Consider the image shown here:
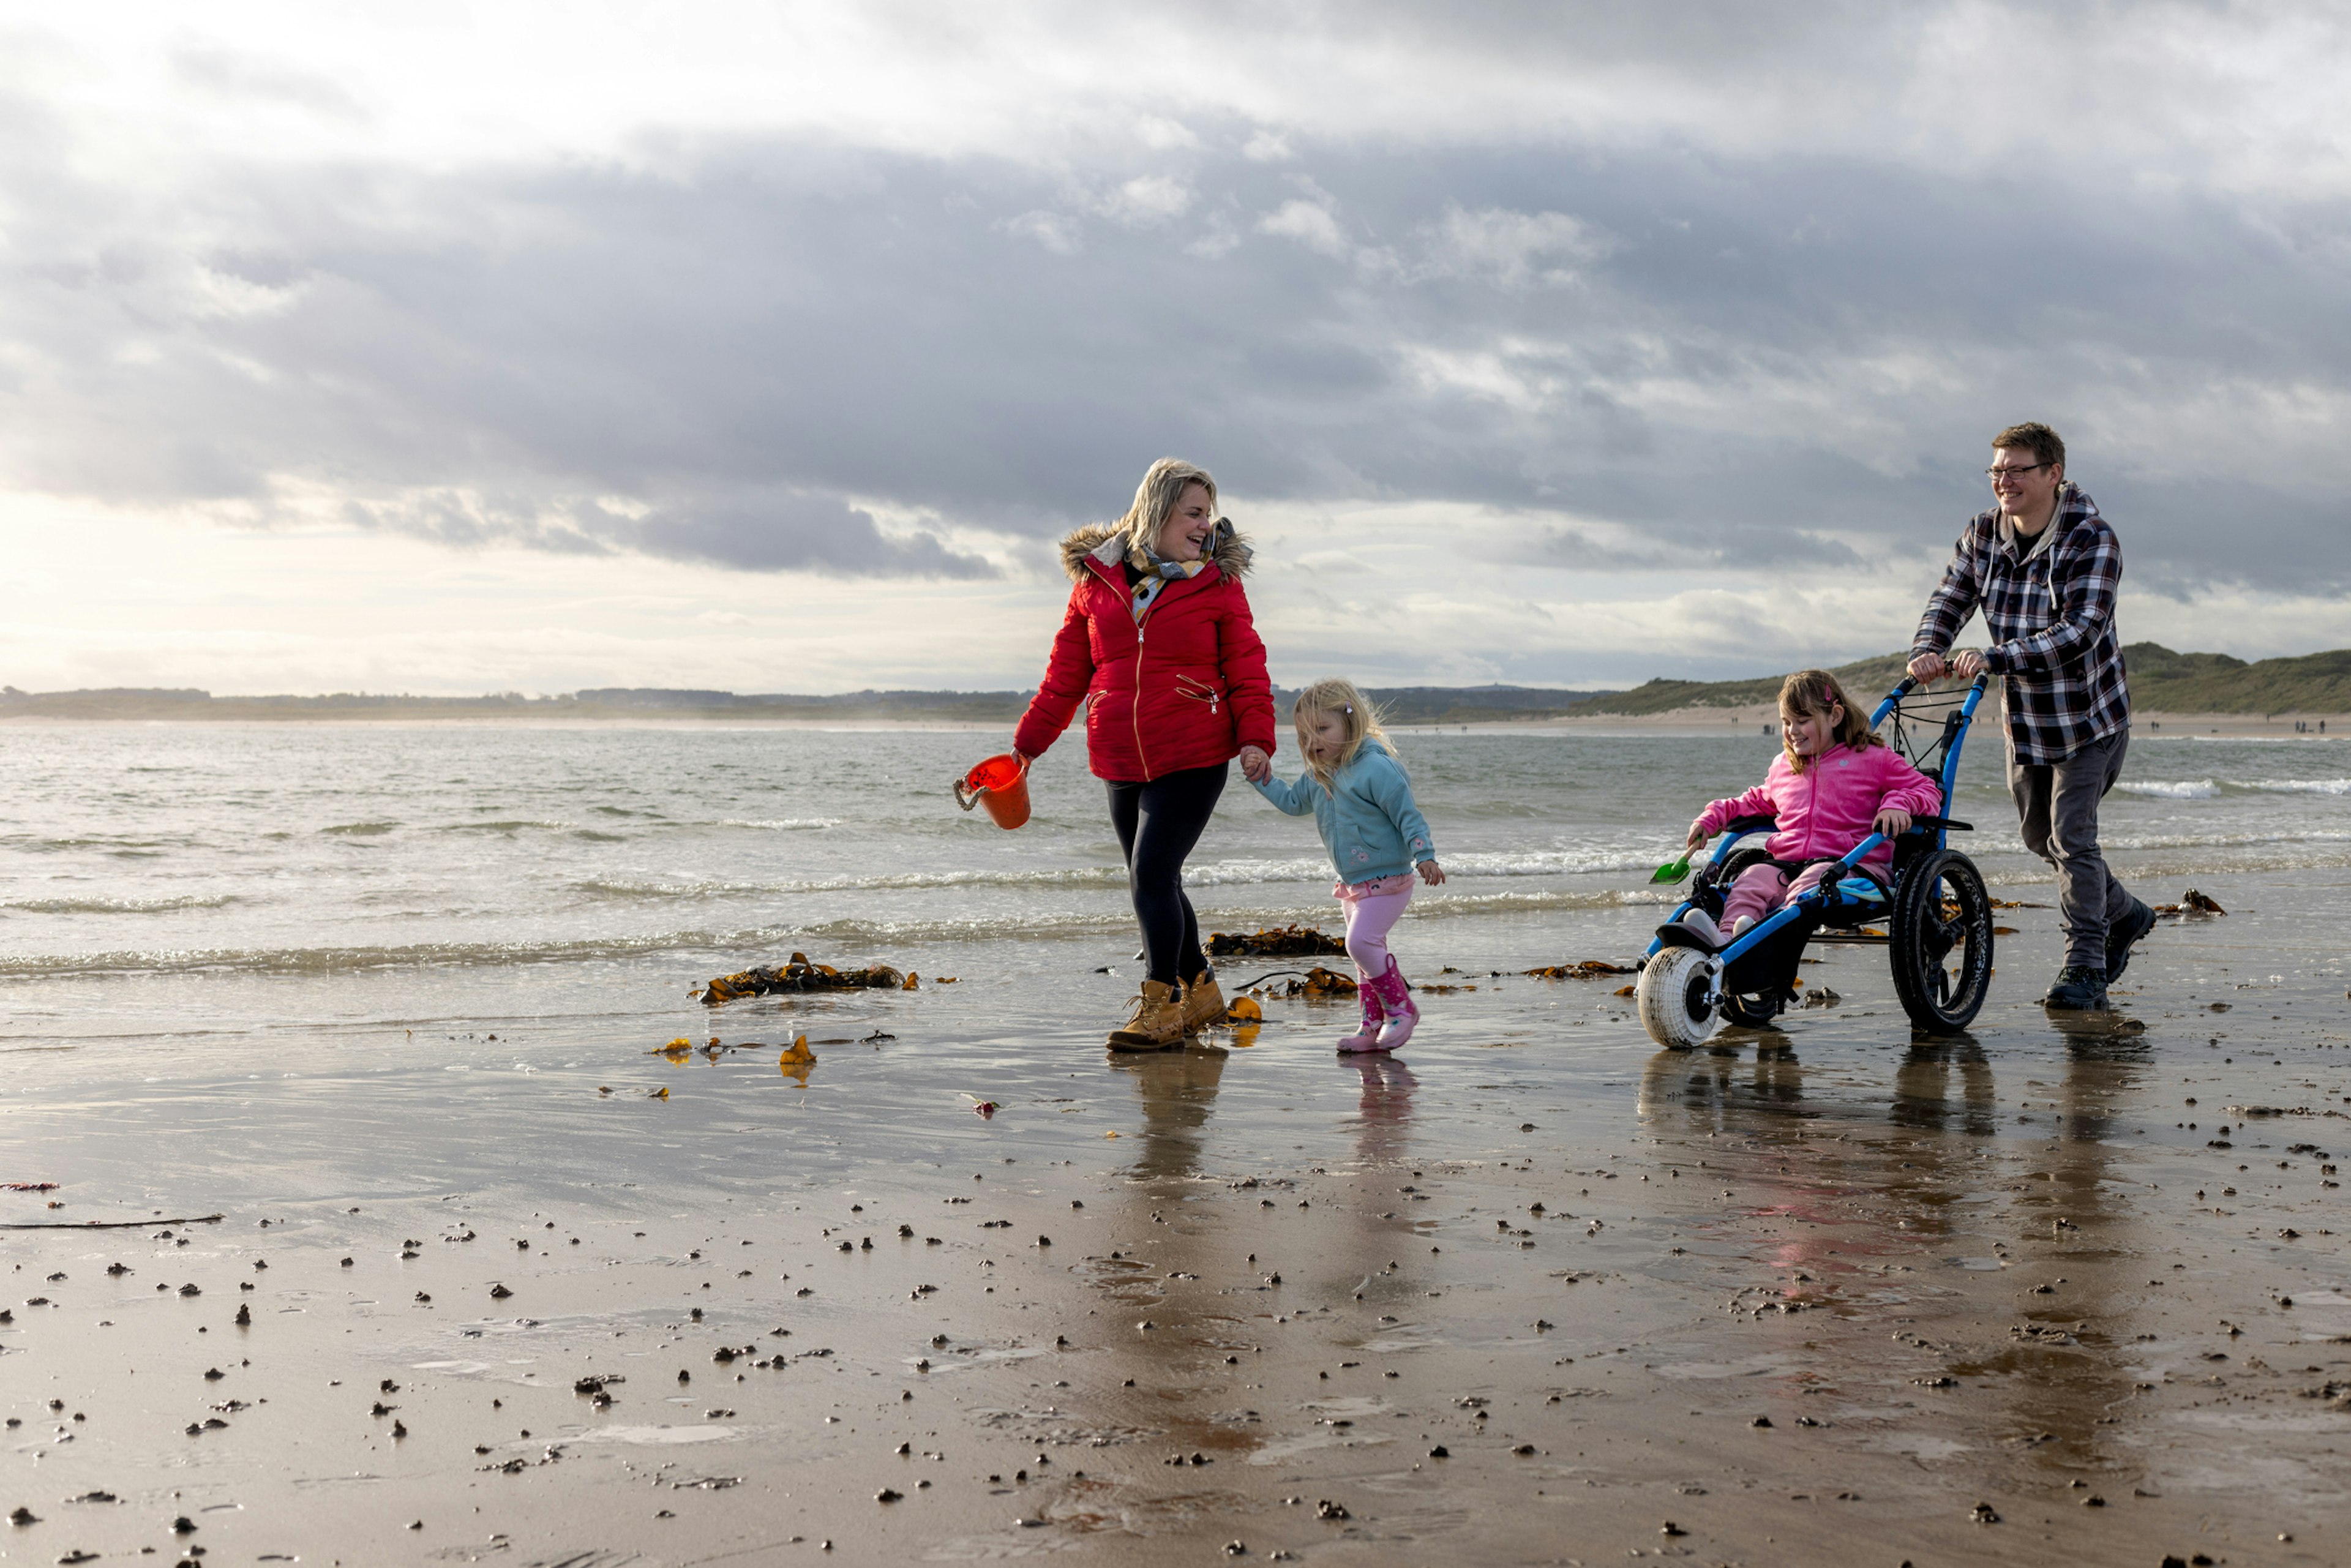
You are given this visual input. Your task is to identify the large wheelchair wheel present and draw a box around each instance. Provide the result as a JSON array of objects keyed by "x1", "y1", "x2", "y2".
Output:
[
  {"x1": 1638, "y1": 947, "x2": 1722, "y2": 1049},
  {"x1": 1889, "y1": 847, "x2": 1995, "y2": 1033}
]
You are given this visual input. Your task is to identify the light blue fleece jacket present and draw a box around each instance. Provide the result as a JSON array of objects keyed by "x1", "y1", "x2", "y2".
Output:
[{"x1": 1251, "y1": 745, "x2": 1436, "y2": 884}]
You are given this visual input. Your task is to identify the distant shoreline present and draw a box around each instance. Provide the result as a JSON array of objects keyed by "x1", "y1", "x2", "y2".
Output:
[
  {"x1": 5, "y1": 637, "x2": 2343, "y2": 730},
  {"x1": 0, "y1": 710, "x2": 1016, "y2": 731},
  {"x1": 1417, "y1": 706, "x2": 2345, "y2": 738},
  {"x1": 4, "y1": 707, "x2": 2338, "y2": 738}
]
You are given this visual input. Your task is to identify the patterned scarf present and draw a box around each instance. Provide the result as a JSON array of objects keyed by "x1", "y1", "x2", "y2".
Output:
[{"x1": 1128, "y1": 547, "x2": 1207, "y2": 623}]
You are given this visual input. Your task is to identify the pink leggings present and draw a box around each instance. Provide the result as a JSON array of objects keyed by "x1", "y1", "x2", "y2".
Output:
[
  {"x1": 1336, "y1": 873, "x2": 1415, "y2": 978},
  {"x1": 1719, "y1": 860, "x2": 1838, "y2": 935}
]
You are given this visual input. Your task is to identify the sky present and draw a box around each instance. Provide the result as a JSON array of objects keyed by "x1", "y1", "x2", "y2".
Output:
[{"x1": 2, "y1": 1, "x2": 2347, "y2": 697}]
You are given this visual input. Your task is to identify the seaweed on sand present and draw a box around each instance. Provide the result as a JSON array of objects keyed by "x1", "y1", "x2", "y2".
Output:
[
  {"x1": 1207, "y1": 925, "x2": 1348, "y2": 958},
  {"x1": 700, "y1": 953, "x2": 906, "y2": 1004}
]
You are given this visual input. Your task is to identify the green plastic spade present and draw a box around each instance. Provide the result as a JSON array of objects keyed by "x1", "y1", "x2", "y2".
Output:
[{"x1": 1650, "y1": 852, "x2": 1693, "y2": 885}]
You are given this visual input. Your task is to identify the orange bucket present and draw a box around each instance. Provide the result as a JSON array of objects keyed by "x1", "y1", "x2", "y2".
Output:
[{"x1": 954, "y1": 752, "x2": 1032, "y2": 830}]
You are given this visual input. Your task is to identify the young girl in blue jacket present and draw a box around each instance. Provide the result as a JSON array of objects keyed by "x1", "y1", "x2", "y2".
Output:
[{"x1": 1253, "y1": 680, "x2": 1445, "y2": 1051}]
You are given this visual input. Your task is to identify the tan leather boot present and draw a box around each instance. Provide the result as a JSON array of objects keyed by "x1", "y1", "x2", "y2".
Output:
[
  {"x1": 1179, "y1": 972, "x2": 1226, "y2": 1033},
  {"x1": 1106, "y1": 980, "x2": 1186, "y2": 1051}
]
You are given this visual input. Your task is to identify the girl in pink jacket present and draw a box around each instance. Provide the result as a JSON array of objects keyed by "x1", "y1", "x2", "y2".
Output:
[{"x1": 1682, "y1": 669, "x2": 1946, "y2": 946}]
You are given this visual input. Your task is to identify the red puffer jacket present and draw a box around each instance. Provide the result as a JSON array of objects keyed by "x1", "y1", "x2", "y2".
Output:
[{"x1": 1014, "y1": 523, "x2": 1278, "y2": 782}]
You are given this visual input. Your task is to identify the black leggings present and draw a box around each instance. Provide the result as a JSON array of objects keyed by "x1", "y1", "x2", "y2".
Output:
[{"x1": 1106, "y1": 763, "x2": 1227, "y2": 986}]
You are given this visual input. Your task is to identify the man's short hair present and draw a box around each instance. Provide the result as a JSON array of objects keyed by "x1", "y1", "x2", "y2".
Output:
[{"x1": 1992, "y1": 421, "x2": 2065, "y2": 469}]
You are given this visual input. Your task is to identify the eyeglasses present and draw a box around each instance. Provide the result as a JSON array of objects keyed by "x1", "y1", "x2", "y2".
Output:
[{"x1": 1985, "y1": 461, "x2": 2053, "y2": 484}]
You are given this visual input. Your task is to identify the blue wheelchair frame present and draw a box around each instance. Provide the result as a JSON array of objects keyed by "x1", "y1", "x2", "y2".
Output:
[{"x1": 1644, "y1": 673, "x2": 1993, "y2": 1029}]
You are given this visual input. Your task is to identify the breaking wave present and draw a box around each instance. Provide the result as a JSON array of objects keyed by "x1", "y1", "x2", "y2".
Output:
[
  {"x1": 2116, "y1": 779, "x2": 2221, "y2": 800},
  {"x1": 2115, "y1": 776, "x2": 2351, "y2": 800},
  {"x1": 0, "y1": 928, "x2": 782, "y2": 980},
  {"x1": 572, "y1": 848, "x2": 1674, "y2": 904},
  {"x1": 4, "y1": 894, "x2": 241, "y2": 915}
]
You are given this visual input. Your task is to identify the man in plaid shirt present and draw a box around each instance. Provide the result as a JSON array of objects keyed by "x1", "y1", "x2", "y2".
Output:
[{"x1": 1908, "y1": 422, "x2": 2154, "y2": 1011}]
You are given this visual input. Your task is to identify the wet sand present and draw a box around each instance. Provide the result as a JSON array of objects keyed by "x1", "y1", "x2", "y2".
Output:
[{"x1": 5, "y1": 875, "x2": 2350, "y2": 1565}]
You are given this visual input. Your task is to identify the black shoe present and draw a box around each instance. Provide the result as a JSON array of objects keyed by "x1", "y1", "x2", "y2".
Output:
[
  {"x1": 2043, "y1": 966, "x2": 2109, "y2": 1011},
  {"x1": 2104, "y1": 896, "x2": 2156, "y2": 985}
]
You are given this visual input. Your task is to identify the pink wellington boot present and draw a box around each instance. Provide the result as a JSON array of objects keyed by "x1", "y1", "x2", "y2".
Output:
[
  {"x1": 1336, "y1": 973, "x2": 1386, "y2": 1052},
  {"x1": 1368, "y1": 958, "x2": 1419, "y2": 1051}
]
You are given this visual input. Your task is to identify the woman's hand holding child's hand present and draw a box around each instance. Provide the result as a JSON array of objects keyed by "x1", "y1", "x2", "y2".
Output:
[
  {"x1": 1417, "y1": 860, "x2": 1446, "y2": 887},
  {"x1": 1872, "y1": 808, "x2": 1913, "y2": 839},
  {"x1": 1239, "y1": 746, "x2": 1272, "y2": 784}
]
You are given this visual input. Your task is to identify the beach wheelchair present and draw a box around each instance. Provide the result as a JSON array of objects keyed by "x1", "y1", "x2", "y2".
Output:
[{"x1": 1637, "y1": 674, "x2": 1996, "y2": 1045}]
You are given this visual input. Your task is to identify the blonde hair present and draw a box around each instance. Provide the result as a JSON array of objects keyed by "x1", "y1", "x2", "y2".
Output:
[
  {"x1": 1117, "y1": 457, "x2": 1218, "y2": 560},
  {"x1": 1779, "y1": 669, "x2": 1881, "y2": 772},
  {"x1": 1292, "y1": 678, "x2": 1396, "y2": 787}
]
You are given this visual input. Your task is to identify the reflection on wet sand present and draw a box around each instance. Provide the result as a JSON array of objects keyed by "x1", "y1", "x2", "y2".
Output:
[
  {"x1": 1348, "y1": 1054, "x2": 1418, "y2": 1169},
  {"x1": 1892, "y1": 1032, "x2": 1998, "y2": 1138},
  {"x1": 1089, "y1": 1043, "x2": 1261, "y2": 1481},
  {"x1": 1962, "y1": 1008, "x2": 2154, "y2": 1483},
  {"x1": 1634, "y1": 1005, "x2": 2218, "y2": 1513},
  {"x1": 1086, "y1": 1042, "x2": 1430, "y2": 1490},
  {"x1": 1111, "y1": 1041, "x2": 1230, "y2": 1184}
]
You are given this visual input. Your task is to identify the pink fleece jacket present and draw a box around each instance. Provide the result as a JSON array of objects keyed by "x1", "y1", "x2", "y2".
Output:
[{"x1": 1695, "y1": 741, "x2": 1945, "y2": 869}]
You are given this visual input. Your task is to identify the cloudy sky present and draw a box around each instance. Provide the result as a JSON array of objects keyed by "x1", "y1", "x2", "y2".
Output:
[{"x1": 2, "y1": 1, "x2": 2347, "y2": 696}]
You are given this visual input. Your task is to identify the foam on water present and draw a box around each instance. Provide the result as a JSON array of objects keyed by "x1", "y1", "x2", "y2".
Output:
[
  {"x1": 2115, "y1": 779, "x2": 2221, "y2": 799},
  {"x1": 2115, "y1": 775, "x2": 2351, "y2": 800}
]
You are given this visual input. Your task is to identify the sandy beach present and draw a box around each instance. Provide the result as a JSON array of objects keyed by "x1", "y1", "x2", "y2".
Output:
[{"x1": 7, "y1": 865, "x2": 2347, "y2": 1565}]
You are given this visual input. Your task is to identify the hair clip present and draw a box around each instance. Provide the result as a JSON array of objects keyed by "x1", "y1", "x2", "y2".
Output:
[{"x1": 1343, "y1": 704, "x2": 1353, "y2": 714}]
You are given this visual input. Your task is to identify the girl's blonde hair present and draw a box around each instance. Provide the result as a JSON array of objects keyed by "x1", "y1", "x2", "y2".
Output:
[
  {"x1": 1779, "y1": 669, "x2": 1881, "y2": 771},
  {"x1": 1292, "y1": 677, "x2": 1396, "y2": 786},
  {"x1": 1117, "y1": 457, "x2": 1218, "y2": 560}
]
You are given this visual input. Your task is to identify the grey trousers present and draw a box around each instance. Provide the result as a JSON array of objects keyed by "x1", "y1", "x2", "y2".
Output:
[{"x1": 2006, "y1": 727, "x2": 2132, "y2": 970}]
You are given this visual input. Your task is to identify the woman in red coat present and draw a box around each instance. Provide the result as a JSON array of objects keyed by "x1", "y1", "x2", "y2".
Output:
[{"x1": 1014, "y1": 458, "x2": 1278, "y2": 1051}]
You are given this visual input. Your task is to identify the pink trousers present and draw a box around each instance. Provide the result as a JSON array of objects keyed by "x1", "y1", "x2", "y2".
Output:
[
  {"x1": 1335, "y1": 872, "x2": 1414, "y2": 981},
  {"x1": 1719, "y1": 860, "x2": 1839, "y2": 936}
]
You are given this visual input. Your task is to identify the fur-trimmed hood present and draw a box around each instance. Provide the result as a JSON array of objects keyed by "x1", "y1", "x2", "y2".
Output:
[{"x1": 1057, "y1": 520, "x2": 1254, "y2": 583}]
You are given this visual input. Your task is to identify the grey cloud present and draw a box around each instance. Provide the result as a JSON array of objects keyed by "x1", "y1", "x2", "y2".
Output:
[
  {"x1": 1, "y1": 67, "x2": 2346, "y2": 591},
  {"x1": 168, "y1": 46, "x2": 369, "y2": 120},
  {"x1": 625, "y1": 493, "x2": 992, "y2": 579},
  {"x1": 1517, "y1": 523, "x2": 1865, "y2": 574}
]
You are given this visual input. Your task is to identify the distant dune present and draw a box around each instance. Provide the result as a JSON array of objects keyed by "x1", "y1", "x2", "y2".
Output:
[{"x1": 1572, "y1": 644, "x2": 2351, "y2": 719}]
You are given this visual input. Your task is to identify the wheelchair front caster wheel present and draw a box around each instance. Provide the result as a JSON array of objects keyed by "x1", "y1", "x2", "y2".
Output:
[{"x1": 1638, "y1": 945, "x2": 1722, "y2": 1049}]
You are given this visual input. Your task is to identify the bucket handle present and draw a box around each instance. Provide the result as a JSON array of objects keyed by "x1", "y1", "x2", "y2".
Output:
[{"x1": 954, "y1": 755, "x2": 1026, "y2": 812}]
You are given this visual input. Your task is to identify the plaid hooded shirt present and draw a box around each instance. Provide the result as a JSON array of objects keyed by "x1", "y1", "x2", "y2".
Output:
[{"x1": 1911, "y1": 482, "x2": 2130, "y2": 765}]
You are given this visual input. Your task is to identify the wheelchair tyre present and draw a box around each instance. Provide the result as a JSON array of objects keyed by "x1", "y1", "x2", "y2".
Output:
[
  {"x1": 1889, "y1": 847, "x2": 1995, "y2": 1034},
  {"x1": 1638, "y1": 946, "x2": 1721, "y2": 1049},
  {"x1": 1719, "y1": 990, "x2": 1782, "y2": 1029}
]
